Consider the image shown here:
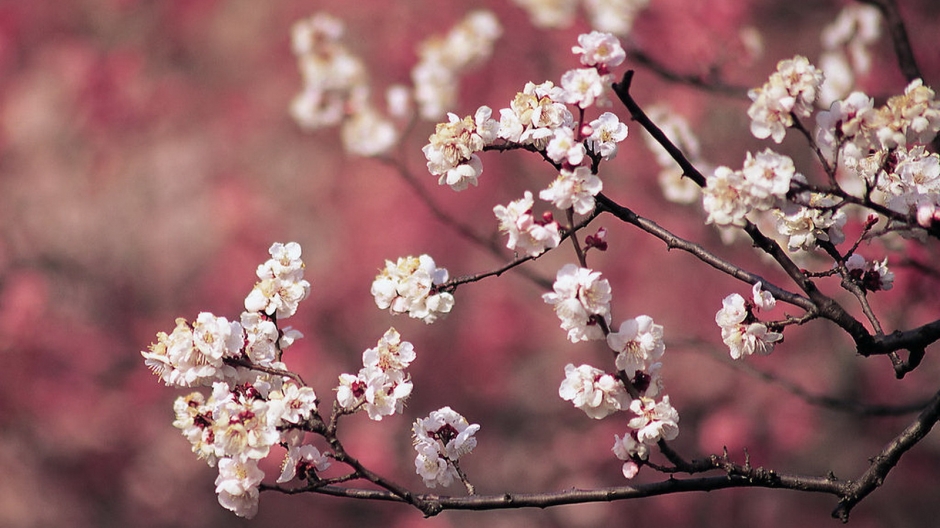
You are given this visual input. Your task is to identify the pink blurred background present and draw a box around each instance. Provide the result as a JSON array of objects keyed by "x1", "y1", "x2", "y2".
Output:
[{"x1": 2, "y1": 0, "x2": 939, "y2": 526}]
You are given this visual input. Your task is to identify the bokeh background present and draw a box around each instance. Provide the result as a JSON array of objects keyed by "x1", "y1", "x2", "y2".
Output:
[{"x1": 2, "y1": 0, "x2": 940, "y2": 527}]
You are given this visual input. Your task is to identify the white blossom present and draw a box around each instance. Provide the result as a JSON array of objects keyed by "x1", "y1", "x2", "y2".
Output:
[
  {"x1": 612, "y1": 432, "x2": 648, "y2": 478},
  {"x1": 627, "y1": 396, "x2": 680, "y2": 445},
  {"x1": 245, "y1": 242, "x2": 311, "y2": 320},
  {"x1": 741, "y1": 149, "x2": 796, "y2": 209},
  {"x1": 715, "y1": 293, "x2": 747, "y2": 328},
  {"x1": 336, "y1": 366, "x2": 412, "y2": 421},
  {"x1": 542, "y1": 264, "x2": 612, "y2": 343},
  {"x1": 572, "y1": 31, "x2": 626, "y2": 69},
  {"x1": 412, "y1": 407, "x2": 480, "y2": 488},
  {"x1": 722, "y1": 322, "x2": 782, "y2": 360},
  {"x1": 774, "y1": 196, "x2": 847, "y2": 251},
  {"x1": 143, "y1": 315, "x2": 240, "y2": 388},
  {"x1": 371, "y1": 255, "x2": 454, "y2": 324},
  {"x1": 752, "y1": 282, "x2": 776, "y2": 311},
  {"x1": 559, "y1": 363, "x2": 631, "y2": 419},
  {"x1": 546, "y1": 126, "x2": 586, "y2": 166},
  {"x1": 539, "y1": 166, "x2": 603, "y2": 215},
  {"x1": 587, "y1": 111, "x2": 628, "y2": 159},
  {"x1": 846, "y1": 254, "x2": 895, "y2": 292},
  {"x1": 341, "y1": 106, "x2": 398, "y2": 157},
  {"x1": 412, "y1": 11, "x2": 502, "y2": 119},
  {"x1": 493, "y1": 191, "x2": 561, "y2": 257},
  {"x1": 215, "y1": 458, "x2": 264, "y2": 519},
  {"x1": 277, "y1": 445, "x2": 331, "y2": 483},
  {"x1": 362, "y1": 327, "x2": 416, "y2": 372},
  {"x1": 870, "y1": 79, "x2": 940, "y2": 149},
  {"x1": 497, "y1": 81, "x2": 573, "y2": 147},
  {"x1": 747, "y1": 56, "x2": 824, "y2": 143},
  {"x1": 561, "y1": 67, "x2": 607, "y2": 108},
  {"x1": 583, "y1": 0, "x2": 650, "y2": 35},
  {"x1": 702, "y1": 166, "x2": 748, "y2": 227},
  {"x1": 511, "y1": 0, "x2": 578, "y2": 29},
  {"x1": 270, "y1": 383, "x2": 318, "y2": 425},
  {"x1": 606, "y1": 316, "x2": 665, "y2": 377}
]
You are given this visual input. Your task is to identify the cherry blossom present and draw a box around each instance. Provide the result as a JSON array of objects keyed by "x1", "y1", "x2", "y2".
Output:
[
  {"x1": 542, "y1": 264, "x2": 612, "y2": 343},
  {"x1": 412, "y1": 11, "x2": 502, "y2": 119},
  {"x1": 546, "y1": 126, "x2": 586, "y2": 166},
  {"x1": 627, "y1": 396, "x2": 680, "y2": 444},
  {"x1": 747, "y1": 55, "x2": 824, "y2": 143},
  {"x1": 773, "y1": 195, "x2": 847, "y2": 251},
  {"x1": 362, "y1": 327, "x2": 416, "y2": 372},
  {"x1": 606, "y1": 315, "x2": 665, "y2": 378},
  {"x1": 371, "y1": 255, "x2": 454, "y2": 323},
  {"x1": 561, "y1": 67, "x2": 607, "y2": 108},
  {"x1": 277, "y1": 445, "x2": 332, "y2": 483},
  {"x1": 244, "y1": 242, "x2": 311, "y2": 320},
  {"x1": 412, "y1": 407, "x2": 480, "y2": 488},
  {"x1": 703, "y1": 166, "x2": 749, "y2": 227},
  {"x1": 559, "y1": 363, "x2": 631, "y2": 419},
  {"x1": 587, "y1": 112, "x2": 628, "y2": 160},
  {"x1": 571, "y1": 31, "x2": 626, "y2": 69},
  {"x1": 539, "y1": 166, "x2": 603, "y2": 215},
  {"x1": 846, "y1": 254, "x2": 895, "y2": 292},
  {"x1": 493, "y1": 191, "x2": 562, "y2": 257},
  {"x1": 215, "y1": 457, "x2": 265, "y2": 518},
  {"x1": 722, "y1": 322, "x2": 783, "y2": 360}
]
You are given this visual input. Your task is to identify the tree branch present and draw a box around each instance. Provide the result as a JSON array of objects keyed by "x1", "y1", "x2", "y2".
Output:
[
  {"x1": 857, "y1": 0, "x2": 922, "y2": 83},
  {"x1": 594, "y1": 193, "x2": 814, "y2": 312},
  {"x1": 832, "y1": 387, "x2": 940, "y2": 521}
]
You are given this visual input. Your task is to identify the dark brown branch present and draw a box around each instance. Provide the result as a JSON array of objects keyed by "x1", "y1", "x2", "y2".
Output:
[
  {"x1": 625, "y1": 48, "x2": 749, "y2": 97},
  {"x1": 378, "y1": 155, "x2": 553, "y2": 290},
  {"x1": 611, "y1": 70, "x2": 707, "y2": 187},
  {"x1": 611, "y1": 68, "x2": 940, "y2": 372},
  {"x1": 275, "y1": 473, "x2": 842, "y2": 515},
  {"x1": 832, "y1": 388, "x2": 940, "y2": 521},
  {"x1": 594, "y1": 193, "x2": 814, "y2": 311},
  {"x1": 439, "y1": 210, "x2": 601, "y2": 291},
  {"x1": 857, "y1": 0, "x2": 922, "y2": 83}
]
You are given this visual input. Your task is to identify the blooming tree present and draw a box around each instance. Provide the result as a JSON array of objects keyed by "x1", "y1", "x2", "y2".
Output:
[{"x1": 141, "y1": 1, "x2": 940, "y2": 524}]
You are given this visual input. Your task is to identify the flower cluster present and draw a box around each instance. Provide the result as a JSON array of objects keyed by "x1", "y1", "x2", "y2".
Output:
[
  {"x1": 245, "y1": 242, "x2": 312, "y2": 320},
  {"x1": 412, "y1": 11, "x2": 502, "y2": 120},
  {"x1": 542, "y1": 264, "x2": 612, "y2": 342},
  {"x1": 715, "y1": 282, "x2": 782, "y2": 360},
  {"x1": 144, "y1": 243, "x2": 326, "y2": 518},
  {"x1": 607, "y1": 315, "x2": 665, "y2": 395},
  {"x1": 773, "y1": 193, "x2": 847, "y2": 251},
  {"x1": 371, "y1": 255, "x2": 455, "y2": 323},
  {"x1": 544, "y1": 262, "x2": 678, "y2": 478},
  {"x1": 559, "y1": 363, "x2": 631, "y2": 419},
  {"x1": 493, "y1": 191, "x2": 562, "y2": 257},
  {"x1": 289, "y1": 14, "x2": 398, "y2": 156},
  {"x1": 336, "y1": 328, "x2": 415, "y2": 421},
  {"x1": 423, "y1": 32, "x2": 628, "y2": 256},
  {"x1": 423, "y1": 108, "x2": 497, "y2": 191},
  {"x1": 845, "y1": 254, "x2": 894, "y2": 292},
  {"x1": 143, "y1": 243, "x2": 309, "y2": 388},
  {"x1": 412, "y1": 407, "x2": 480, "y2": 488},
  {"x1": 814, "y1": 81, "x2": 940, "y2": 230},
  {"x1": 747, "y1": 55, "x2": 825, "y2": 143},
  {"x1": 702, "y1": 149, "x2": 799, "y2": 227},
  {"x1": 612, "y1": 396, "x2": 679, "y2": 478},
  {"x1": 175, "y1": 379, "x2": 322, "y2": 517}
]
